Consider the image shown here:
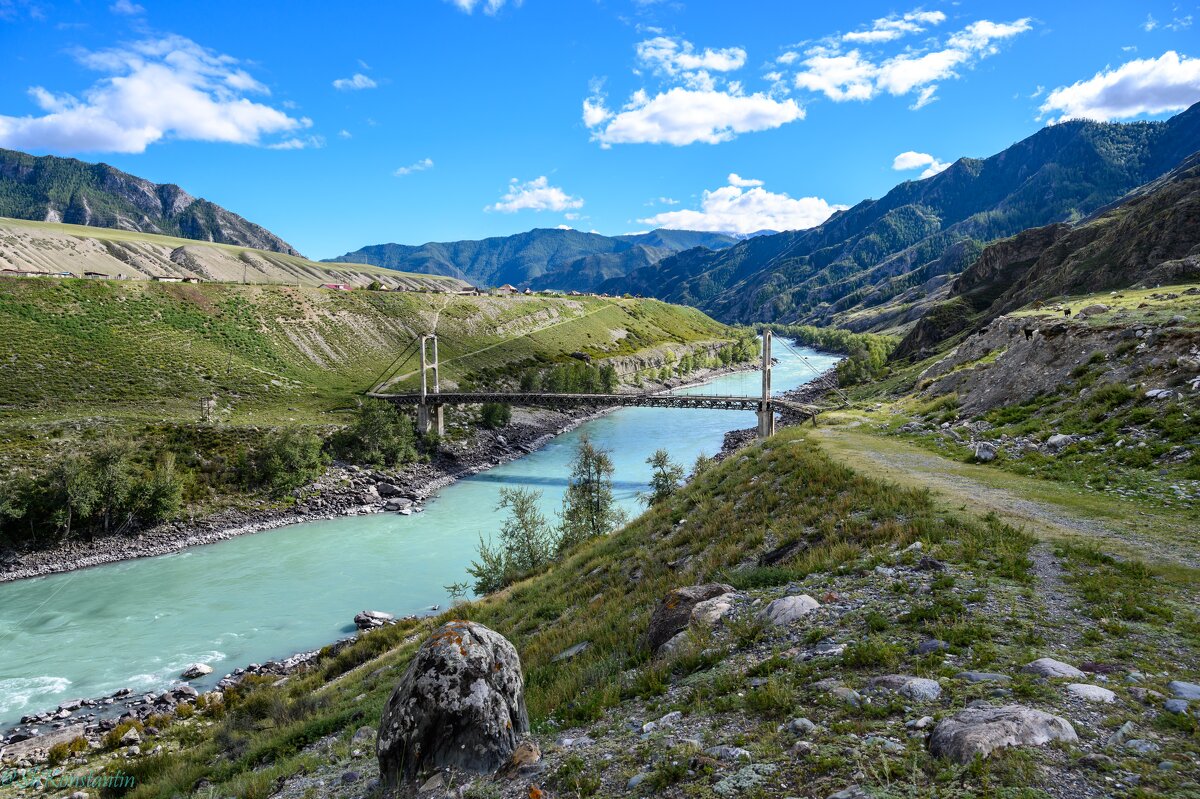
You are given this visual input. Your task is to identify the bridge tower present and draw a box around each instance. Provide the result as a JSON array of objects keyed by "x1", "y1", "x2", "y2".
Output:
[
  {"x1": 756, "y1": 329, "x2": 775, "y2": 438},
  {"x1": 417, "y1": 334, "x2": 444, "y2": 436}
]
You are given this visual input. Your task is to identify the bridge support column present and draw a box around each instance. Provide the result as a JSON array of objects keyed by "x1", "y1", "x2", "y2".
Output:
[
  {"x1": 417, "y1": 403, "x2": 444, "y2": 437},
  {"x1": 417, "y1": 334, "x2": 444, "y2": 437},
  {"x1": 756, "y1": 328, "x2": 774, "y2": 439}
]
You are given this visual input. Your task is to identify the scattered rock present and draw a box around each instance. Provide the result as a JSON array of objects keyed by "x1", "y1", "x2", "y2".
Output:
[
  {"x1": 972, "y1": 442, "x2": 997, "y2": 462},
  {"x1": 550, "y1": 641, "x2": 590, "y2": 663},
  {"x1": 867, "y1": 674, "x2": 942, "y2": 702},
  {"x1": 705, "y1": 745, "x2": 752, "y2": 762},
  {"x1": 758, "y1": 594, "x2": 820, "y2": 625},
  {"x1": 354, "y1": 610, "x2": 395, "y2": 631},
  {"x1": 1044, "y1": 434, "x2": 1077, "y2": 453},
  {"x1": 1163, "y1": 699, "x2": 1190, "y2": 714},
  {"x1": 928, "y1": 705, "x2": 1077, "y2": 764},
  {"x1": 645, "y1": 583, "x2": 735, "y2": 655},
  {"x1": 1022, "y1": 657, "x2": 1085, "y2": 679},
  {"x1": 179, "y1": 663, "x2": 213, "y2": 680},
  {"x1": 119, "y1": 727, "x2": 141, "y2": 746},
  {"x1": 376, "y1": 482, "x2": 403, "y2": 497},
  {"x1": 956, "y1": 671, "x2": 1011, "y2": 683},
  {"x1": 1167, "y1": 680, "x2": 1200, "y2": 700},
  {"x1": 1066, "y1": 683, "x2": 1116, "y2": 703},
  {"x1": 377, "y1": 621, "x2": 529, "y2": 791},
  {"x1": 916, "y1": 639, "x2": 949, "y2": 655}
]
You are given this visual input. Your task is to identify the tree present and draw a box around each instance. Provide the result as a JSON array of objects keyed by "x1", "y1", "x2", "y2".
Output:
[
  {"x1": 692, "y1": 452, "x2": 714, "y2": 478},
  {"x1": 467, "y1": 487, "x2": 556, "y2": 594},
  {"x1": 480, "y1": 402, "x2": 512, "y2": 429},
  {"x1": 90, "y1": 441, "x2": 138, "y2": 536},
  {"x1": 331, "y1": 399, "x2": 417, "y2": 466},
  {"x1": 558, "y1": 434, "x2": 625, "y2": 554},
  {"x1": 640, "y1": 449, "x2": 684, "y2": 506},
  {"x1": 46, "y1": 455, "x2": 98, "y2": 541}
]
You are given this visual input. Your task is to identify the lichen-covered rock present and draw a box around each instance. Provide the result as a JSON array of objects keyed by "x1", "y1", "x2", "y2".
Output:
[
  {"x1": 928, "y1": 704, "x2": 1077, "y2": 763},
  {"x1": 645, "y1": 583, "x2": 735, "y2": 655},
  {"x1": 867, "y1": 674, "x2": 942, "y2": 702},
  {"x1": 377, "y1": 621, "x2": 528, "y2": 793}
]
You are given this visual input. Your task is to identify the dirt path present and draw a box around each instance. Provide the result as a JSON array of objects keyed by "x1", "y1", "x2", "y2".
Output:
[{"x1": 811, "y1": 424, "x2": 1200, "y2": 571}]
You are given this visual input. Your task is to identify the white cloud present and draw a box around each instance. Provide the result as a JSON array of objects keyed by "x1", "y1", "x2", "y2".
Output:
[
  {"x1": 1143, "y1": 14, "x2": 1158, "y2": 32},
  {"x1": 892, "y1": 150, "x2": 950, "y2": 178},
  {"x1": 843, "y1": 9, "x2": 946, "y2": 43},
  {"x1": 1167, "y1": 15, "x2": 1193, "y2": 31},
  {"x1": 268, "y1": 135, "x2": 325, "y2": 150},
  {"x1": 584, "y1": 87, "x2": 803, "y2": 146},
  {"x1": 487, "y1": 176, "x2": 583, "y2": 213},
  {"x1": 446, "y1": 0, "x2": 519, "y2": 15},
  {"x1": 793, "y1": 17, "x2": 1031, "y2": 107},
  {"x1": 727, "y1": 173, "x2": 763, "y2": 187},
  {"x1": 636, "y1": 36, "x2": 747, "y2": 76},
  {"x1": 338, "y1": 128, "x2": 352, "y2": 138},
  {"x1": 332, "y1": 73, "x2": 376, "y2": 91},
  {"x1": 638, "y1": 174, "x2": 845, "y2": 235},
  {"x1": 109, "y1": 0, "x2": 144, "y2": 14},
  {"x1": 394, "y1": 157, "x2": 434, "y2": 176},
  {"x1": 0, "y1": 35, "x2": 308, "y2": 153},
  {"x1": 1039, "y1": 51, "x2": 1200, "y2": 122}
]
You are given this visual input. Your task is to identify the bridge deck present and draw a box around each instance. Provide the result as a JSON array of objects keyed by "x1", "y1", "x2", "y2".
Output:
[{"x1": 366, "y1": 390, "x2": 819, "y2": 417}]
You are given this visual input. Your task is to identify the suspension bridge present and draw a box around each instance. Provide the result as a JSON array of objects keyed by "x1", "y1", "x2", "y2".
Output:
[{"x1": 366, "y1": 329, "x2": 831, "y2": 438}]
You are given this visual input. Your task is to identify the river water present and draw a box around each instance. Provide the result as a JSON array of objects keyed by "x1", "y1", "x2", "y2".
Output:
[{"x1": 0, "y1": 344, "x2": 839, "y2": 727}]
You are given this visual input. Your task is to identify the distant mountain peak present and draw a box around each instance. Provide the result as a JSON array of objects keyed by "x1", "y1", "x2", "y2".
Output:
[{"x1": 0, "y1": 148, "x2": 301, "y2": 256}]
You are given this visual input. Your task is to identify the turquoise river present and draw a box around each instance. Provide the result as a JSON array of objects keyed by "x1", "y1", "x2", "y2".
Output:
[{"x1": 0, "y1": 344, "x2": 839, "y2": 727}]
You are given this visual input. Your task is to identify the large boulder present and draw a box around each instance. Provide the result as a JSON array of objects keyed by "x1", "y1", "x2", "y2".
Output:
[
  {"x1": 1022, "y1": 657, "x2": 1085, "y2": 679},
  {"x1": 645, "y1": 583, "x2": 735, "y2": 655},
  {"x1": 355, "y1": 610, "x2": 395, "y2": 630},
  {"x1": 180, "y1": 663, "x2": 213, "y2": 680},
  {"x1": 928, "y1": 705, "x2": 1077, "y2": 763},
  {"x1": 378, "y1": 621, "x2": 529, "y2": 792}
]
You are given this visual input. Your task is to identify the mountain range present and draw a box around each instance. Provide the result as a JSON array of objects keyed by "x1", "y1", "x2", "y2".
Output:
[
  {"x1": 598, "y1": 102, "x2": 1200, "y2": 332},
  {"x1": 325, "y1": 228, "x2": 738, "y2": 292},
  {"x1": 0, "y1": 148, "x2": 301, "y2": 256}
]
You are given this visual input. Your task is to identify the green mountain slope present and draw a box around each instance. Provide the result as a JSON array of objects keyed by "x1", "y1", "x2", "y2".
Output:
[
  {"x1": 601, "y1": 102, "x2": 1200, "y2": 331},
  {"x1": 896, "y1": 150, "x2": 1200, "y2": 358},
  {"x1": 326, "y1": 228, "x2": 737, "y2": 291},
  {"x1": 0, "y1": 148, "x2": 301, "y2": 255}
]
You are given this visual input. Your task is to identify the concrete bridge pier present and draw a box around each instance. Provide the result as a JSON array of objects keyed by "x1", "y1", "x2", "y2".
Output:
[{"x1": 417, "y1": 403, "x2": 444, "y2": 437}]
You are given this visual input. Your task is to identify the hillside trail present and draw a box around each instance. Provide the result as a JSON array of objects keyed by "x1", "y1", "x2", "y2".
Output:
[{"x1": 810, "y1": 424, "x2": 1200, "y2": 573}]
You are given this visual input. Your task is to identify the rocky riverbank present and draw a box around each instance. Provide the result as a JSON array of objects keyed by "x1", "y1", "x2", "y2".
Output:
[{"x1": 0, "y1": 360, "x2": 763, "y2": 585}]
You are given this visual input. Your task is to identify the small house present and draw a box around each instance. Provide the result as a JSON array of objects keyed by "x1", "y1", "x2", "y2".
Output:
[
  {"x1": 83, "y1": 271, "x2": 110, "y2": 279},
  {"x1": 151, "y1": 275, "x2": 184, "y2": 283},
  {"x1": 523, "y1": 287, "x2": 533, "y2": 295},
  {"x1": 182, "y1": 277, "x2": 202, "y2": 284},
  {"x1": 320, "y1": 282, "x2": 352, "y2": 291},
  {"x1": 493, "y1": 284, "x2": 519, "y2": 295}
]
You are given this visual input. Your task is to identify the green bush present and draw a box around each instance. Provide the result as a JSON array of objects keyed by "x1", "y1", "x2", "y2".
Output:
[
  {"x1": 243, "y1": 429, "x2": 328, "y2": 496},
  {"x1": 330, "y1": 399, "x2": 417, "y2": 466},
  {"x1": 480, "y1": 402, "x2": 512, "y2": 429}
]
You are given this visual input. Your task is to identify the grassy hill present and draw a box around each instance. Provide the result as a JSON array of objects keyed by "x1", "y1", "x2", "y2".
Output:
[
  {"x1": 0, "y1": 278, "x2": 729, "y2": 427},
  {"x1": 12, "y1": 426, "x2": 1197, "y2": 799},
  {"x1": 0, "y1": 218, "x2": 464, "y2": 290}
]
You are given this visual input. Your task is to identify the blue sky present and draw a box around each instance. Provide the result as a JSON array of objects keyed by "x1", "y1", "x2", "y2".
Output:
[{"x1": 1, "y1": 0, "x2": 1198, "y2": 259}]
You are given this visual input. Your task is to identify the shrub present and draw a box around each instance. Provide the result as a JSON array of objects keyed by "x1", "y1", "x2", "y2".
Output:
[
  {"x1": 330, "y1": 399, "x2": 417, "y2": 466},
  {"x1": 480, "y1": 402, "x2": 512, "y2": 429},
  {"x1": 243, "y1": 428, "x2": 328, "y2": 496}
]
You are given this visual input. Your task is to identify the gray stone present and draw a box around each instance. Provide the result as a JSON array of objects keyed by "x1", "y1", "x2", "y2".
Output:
[
  {"x1": 868, "y1": 674, "x2": 942, "y2": 702},
  {"x1": 1163, "y1": 699, "x2": 1190, "y2": 714},
  {"x1": 1125, "y1": 739, "x2": 1160, "y2": 754},
  {"x1": 705, "y1": 745, "x2": 752, "y2": 762},
  {"x1": 627, "y1": 773, "x2": 647, "y2": 790},
  {"x1": 1022, "y1": 658, "x2": 1085, "y2": 679},
  {"x1": 928, "y1": 704, "x2": 1077, "y2": 764},
  {"x1": 1066, "y1": 683, "x2": 1116, "y2": 703},
  {"x1": 1105, "y1": 721, "x2": 1135, "y2": 749},
  {"x1": 827, "y1": 788, "x2": 871, "y2": 799},
  {"x1": 551, "y1": 641, "x2": 591, "y2": 663},
  {"x1": 972, "y1": 442, "x2": 997, "y2": 462},
  {"x1": 917, "y1": 639, "x2": 949, "y2": 655},
  {"x1": 1167, "y1": 680, "x2": 1200, "y2": 700},
  {"x1": 691, "y1": 593, "x2": 738, "y2": 626},
  {"x1": 119, "y1": 727, "x2": 141, "y2": 746},
  {"x1": 758, "y1": 594, "x2": 820, "y2": 625},
  {"x1": 378, "y1": 621, "x2": 528, "y2": 791},
  {"x1": 784, "y1": 717, "x2": 817, "y2": 736},
  {"x1": 179, "y1": 663, "x2": 213, "y2": 680},
  {"x1": 1045, "y1": 434, "x2": 1077, "y2": 452},
  {"x1": 376, "y1": 482, "x2": 403, "y2": 497},
  {"x1": 354, "y1": 610, "x2": 395, "y2": 631},
  {"x1": 956, "y1": 671, "x2": 1011, "y2": 683},
  {"x1": 645, "y1": 583, "x2": 735, "y2": 655}
]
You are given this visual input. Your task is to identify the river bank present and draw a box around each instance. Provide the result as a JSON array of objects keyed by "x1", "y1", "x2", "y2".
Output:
[{"x1": 0, "y1": 362, "x2": 760, "y2": 585}]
